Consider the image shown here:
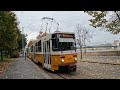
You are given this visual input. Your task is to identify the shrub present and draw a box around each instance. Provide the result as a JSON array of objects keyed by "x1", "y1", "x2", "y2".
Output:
[{"x1": 10, "y1": 51, "x2": 19, "y2": 58}]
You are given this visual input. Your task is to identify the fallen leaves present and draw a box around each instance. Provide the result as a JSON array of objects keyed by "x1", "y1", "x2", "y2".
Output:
[{"x1": 0, "y1": 58, "x2": 15, "y2": 74}]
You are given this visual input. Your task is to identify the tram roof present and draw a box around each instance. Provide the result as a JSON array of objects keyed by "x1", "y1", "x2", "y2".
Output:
[
  {"x1": 53, "y1": 31, "x2": 75, "y2": 34},
  {"x1": 28, "y1": 31, "x2": 75, "y2": 47}
]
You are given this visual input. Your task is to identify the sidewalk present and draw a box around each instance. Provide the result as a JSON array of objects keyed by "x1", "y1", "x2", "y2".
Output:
[{"x1": 0, "y1": 56, "x2": 52, "y2": 79}]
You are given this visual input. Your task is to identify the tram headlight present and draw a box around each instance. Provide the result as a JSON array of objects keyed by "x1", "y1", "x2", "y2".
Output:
[
  {"x1": 74, "y1": 57, "x2": 77, "y2": 60},
  {"x1": 61, "y1": 59, "x2": 64, "y2": 62}
]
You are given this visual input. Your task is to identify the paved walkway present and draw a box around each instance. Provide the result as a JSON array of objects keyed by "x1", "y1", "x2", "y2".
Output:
[{"x1": 0, "y1": 56, "x2": 52, "y2": 79}]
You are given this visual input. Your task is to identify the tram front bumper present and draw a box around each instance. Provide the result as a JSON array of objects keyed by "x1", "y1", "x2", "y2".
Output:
[
  {"x1": 58, "y1": 62, "x2": 76, "y2": 67},
  {"x1": 58, "y1": 62, "x2": 77, "y2": 72}
]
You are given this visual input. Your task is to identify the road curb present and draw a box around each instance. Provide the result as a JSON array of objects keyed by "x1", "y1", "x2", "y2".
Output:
[{"x1": 79, "y1": 60, "x2": 120, "y2": 65}]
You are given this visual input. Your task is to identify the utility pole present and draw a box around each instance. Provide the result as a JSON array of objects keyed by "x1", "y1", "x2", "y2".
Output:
[{"x1": 22, "y1": 27, "x2": 24, "y2": 57}]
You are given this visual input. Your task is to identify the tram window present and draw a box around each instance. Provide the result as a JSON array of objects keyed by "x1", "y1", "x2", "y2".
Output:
[
  {"x1": 35, "y1": 43, "x2": 38, "y2": 52},
  {"x1": 43, "y1": 43, "x2": 45, "y2": 52},
  {"x1": 52, "y1": 38, "x2": 59, "y2": 51},
  {"x1": 34, "y1": 46, "x2": 36, "y2": 52},
  {"x1": 41, "y1": 42, "x2": 42, "y2": 52},
  {"x1": 38, "y1": 40, "x2": 41, "y2": 52},
  {"x1": 31, "y1": 46, "x2": 33, "y2": 52},
  {"x1": 60, "y1": 42, "x2": 75, "y2": 51},
  {"x1": 52, "y1": 34, "x2": 55, "y2": 38},
  {"x1": 32, "y1": 46, "x2": 33, "y2": 52},
  {"x1": 48, "y1": 41, "x2": 50, "y2": 52},
  {"x1": 30, "y1": 47, "x2": 31, "y2": 52},
  {"x1": 52, "y1": 34, "x2": 56, "y2": 38},
  {"x1": 48, "y1": 40, "x2": 50, "y2": 52}
]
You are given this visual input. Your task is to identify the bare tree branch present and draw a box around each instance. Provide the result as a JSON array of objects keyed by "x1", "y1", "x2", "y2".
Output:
[
  {"x1": 114, "y1": 11, "x2": 120, "y2": 21},
  {"x1": 75, "y1": 23, "x2": 93, "y2": 59}
]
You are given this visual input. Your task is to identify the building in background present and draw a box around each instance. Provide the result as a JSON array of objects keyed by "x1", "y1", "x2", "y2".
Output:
[{"x1": 112, "y1": 40, "x2": 120, "y2": 46}]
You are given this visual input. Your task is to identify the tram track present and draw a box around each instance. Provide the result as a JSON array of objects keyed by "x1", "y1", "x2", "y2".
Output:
[
  {"x1": 55, "y1": 73, "x2": 67, "y2": 79},
  {"x1": 55, "y1": 71, "x2": 74, "y2": 79},
  {"x1": 29, "y1": 58, "x2": 75, "y2": 79},
  {"x1": 27, "y1": 57, "x2": 120, "y2": 79},
  {"x1": 29, "y1": 58, "x2": 120, "y2": 79}
]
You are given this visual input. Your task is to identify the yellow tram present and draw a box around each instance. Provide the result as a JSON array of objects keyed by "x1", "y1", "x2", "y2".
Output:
[{"x1": 27, "y1": 31, "x2": 77, "y2": 72}]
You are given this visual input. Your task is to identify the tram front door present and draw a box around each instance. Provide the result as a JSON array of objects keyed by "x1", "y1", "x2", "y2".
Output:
[
  {"x1": 33, "y1": 45, "x2": 36, "y2": 62},
  {"x1": 43, "y1": 40, "x2": 51, "y2": 70}
]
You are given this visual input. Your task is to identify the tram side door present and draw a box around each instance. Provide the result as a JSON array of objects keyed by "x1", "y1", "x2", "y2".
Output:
[{"x1": 43, "y1": 40, "x2": 51, "y2": 69}]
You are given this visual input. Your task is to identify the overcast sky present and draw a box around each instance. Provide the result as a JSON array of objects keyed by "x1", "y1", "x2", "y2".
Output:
[{"x1": 14, "y1": 11, "x2": 120, "y2": 45}]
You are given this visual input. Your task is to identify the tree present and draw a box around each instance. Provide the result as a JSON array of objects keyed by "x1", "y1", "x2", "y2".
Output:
[
  {"x1": 85, "y1": 11, "x2": 120, "y2": 34},
  {"x1": 18, "y1": 32, "x2": 27, "y2": 51},
  {"x1": 0, "y1": 11, "x2": 20, "y2": 60},
  {"x1": 75, "y1": 24, "x2": 92, "y2": 59},
  {"x1": 17, "y1": 29, "x2": 22, "y2": 51}
]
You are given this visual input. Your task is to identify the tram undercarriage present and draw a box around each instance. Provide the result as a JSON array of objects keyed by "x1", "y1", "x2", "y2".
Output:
[{"x1": 59, "y1": 62, "x2": 76, "y2": 72}]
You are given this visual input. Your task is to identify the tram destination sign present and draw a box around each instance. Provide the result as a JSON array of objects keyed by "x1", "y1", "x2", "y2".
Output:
[{"x1": 57, "y1": 33, "x2": 75, "y2": 38}]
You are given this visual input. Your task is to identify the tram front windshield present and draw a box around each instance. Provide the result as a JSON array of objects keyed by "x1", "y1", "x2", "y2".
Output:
[
  {"x1": 59, "y1": 42, "x2": 75, "y2": 51},
  {"x1": 59, "y1": 38, "x2": 75, "y2": 51},
  {"x1": 52, "y1": 38, "x2": 76, "y2": 51}
]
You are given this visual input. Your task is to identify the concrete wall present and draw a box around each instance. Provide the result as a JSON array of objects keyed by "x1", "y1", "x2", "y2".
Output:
[{"x1": 77, "y1": 51, "x2": 120, "y2": 56}]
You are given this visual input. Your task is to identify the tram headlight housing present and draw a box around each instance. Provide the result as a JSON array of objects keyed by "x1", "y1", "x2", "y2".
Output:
[
  {"x1": 74, "y1": 57, "x2": 77, "y2": 61},
  {"x1": 61, "y1": 59, "x2": 64, "y2": 62}
]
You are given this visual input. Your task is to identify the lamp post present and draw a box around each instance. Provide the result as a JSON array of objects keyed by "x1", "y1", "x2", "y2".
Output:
[{"x1": 22, "y1": 27, "x2": 24, "y2": 56}]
